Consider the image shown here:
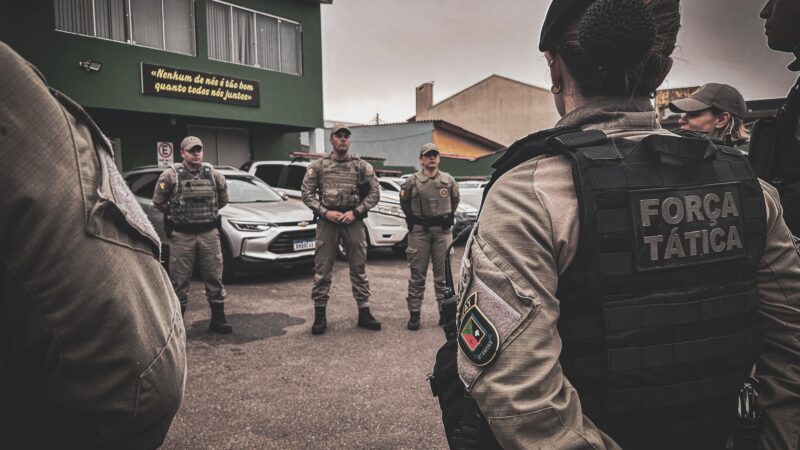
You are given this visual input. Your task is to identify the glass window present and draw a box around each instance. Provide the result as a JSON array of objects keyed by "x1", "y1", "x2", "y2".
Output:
[
  {"x1": 380, "y1": 181, "x2": 399, "y2": 192},
  {"x1": 284, "y1": 166, "x2": 307, "y2": 191},
  {"x1": 206, "y1": 1, "x2": 231, "y2": 61},
  {"x1": 227, "y1": 177, "x2": 283, "y2": 203},
  {"x1": 256, "y1": 15, "x2": 279, "y2": 71},
  {"x1": 164, "y1": 0, "x2": 196, "y2": 55},
  {"x1": 206, "y1": 0, "x2": 302, "y2": 75},
  {"x1": 125, "y1": 172, "x2": 160, "y2": 198},
  {"x1": 131, "y1": 0, "x2": 164, "y2": 49},
  {"x1": 54, "y1": 0, "x2": 195, "y2": 55},
  {"x1": 254, "y1": 164, "x2": 283, "y2": 187}
]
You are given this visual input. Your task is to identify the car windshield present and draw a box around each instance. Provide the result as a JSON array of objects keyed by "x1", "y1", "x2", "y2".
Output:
[{"x1": 227, "y1": 176, "x2": 283, "y2": 203}]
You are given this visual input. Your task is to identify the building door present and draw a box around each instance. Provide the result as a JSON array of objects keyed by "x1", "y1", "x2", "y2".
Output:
[{"x1": 187, "y1": 125, "x2": 251, "y2": 168}]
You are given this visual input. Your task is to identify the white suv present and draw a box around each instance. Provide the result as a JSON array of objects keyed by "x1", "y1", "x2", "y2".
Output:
[{"x1": 243, "y1": 159, "x2": 408, "y2": 254}]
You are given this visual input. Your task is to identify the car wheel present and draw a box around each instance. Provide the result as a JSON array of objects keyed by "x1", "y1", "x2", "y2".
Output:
[
  {"x1": 221, "y1": 235, "x2": 238, "y2": 284},
  {"x1": 391, "y1": 236, "x2": 407, "y2": 256}
]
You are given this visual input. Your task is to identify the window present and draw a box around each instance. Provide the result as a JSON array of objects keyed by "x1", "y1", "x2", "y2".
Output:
[
  {"x1": 284, "y1": 166, "x2": 307, "y2": 191},
  {"x1": 206, "y1": 0, "x2": 303, "y2": 75},
  {"x1": 54, "y1": 0, "x2": 196, "y2": 55},
  {"x1": 255, "y1": 165, "x2": 283, "y2": 187},
  {"x1": 125, "y1": 172, "x2": 160, "y2": 198}
]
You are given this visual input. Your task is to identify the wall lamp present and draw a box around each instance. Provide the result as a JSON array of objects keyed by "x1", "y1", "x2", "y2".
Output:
[{"x1": 78, "y1": 59, "x2": 103, "y2": 73}]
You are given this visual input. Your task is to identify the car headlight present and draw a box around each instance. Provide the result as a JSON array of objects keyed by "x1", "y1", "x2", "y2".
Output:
[
  {"x1": 372, "y1": 204, "x2": 405, "y2": 218},
  {"x1": 229, "y1": 220, "x2": 274, "y2": 232},
  {"x1": 455, "y1": 206, "x2": 478, "y2": 220}
]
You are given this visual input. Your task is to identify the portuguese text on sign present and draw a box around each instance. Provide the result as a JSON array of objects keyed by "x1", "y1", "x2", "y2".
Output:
[{"x1": 141, "y1": 63, "x2": 260, "y2": 107}]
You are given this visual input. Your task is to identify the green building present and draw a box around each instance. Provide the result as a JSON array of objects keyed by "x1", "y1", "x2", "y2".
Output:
[{"x1": 1, "y1": 0, "x2": 329, "y2": 170}]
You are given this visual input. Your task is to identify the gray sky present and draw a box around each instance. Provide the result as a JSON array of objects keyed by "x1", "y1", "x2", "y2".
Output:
[{"x1": 320, "y1": 0, "x2": 798, "y2": 124}]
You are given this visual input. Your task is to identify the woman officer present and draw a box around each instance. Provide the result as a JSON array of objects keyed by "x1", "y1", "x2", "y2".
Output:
[{"x1": 453, "y1": 0, "x2": 800, "y2": 449}]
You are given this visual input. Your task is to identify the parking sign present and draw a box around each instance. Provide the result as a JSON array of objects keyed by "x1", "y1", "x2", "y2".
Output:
[{"x1": 157, "y1": 141, "x2": 173, "y2": 167}]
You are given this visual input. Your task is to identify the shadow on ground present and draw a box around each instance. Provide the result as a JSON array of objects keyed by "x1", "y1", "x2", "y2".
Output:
[{"x1": 187, "y1": 312, "x2": 305, "y2": 344}]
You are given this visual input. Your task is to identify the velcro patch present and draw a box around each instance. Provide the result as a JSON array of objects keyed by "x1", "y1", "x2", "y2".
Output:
[{"x1": 458, "y1": 293, "x2": 499, "y2": 367}]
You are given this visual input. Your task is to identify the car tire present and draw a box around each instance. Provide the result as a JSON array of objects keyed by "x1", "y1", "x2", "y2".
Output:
[{"x1": 391, "y1": 236, "x2": 407, "y2": 256}]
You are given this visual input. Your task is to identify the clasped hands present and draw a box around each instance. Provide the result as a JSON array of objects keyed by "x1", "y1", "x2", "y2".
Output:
[{"x1": 324, "y1": 210, "x2": 357, "y2": 224}]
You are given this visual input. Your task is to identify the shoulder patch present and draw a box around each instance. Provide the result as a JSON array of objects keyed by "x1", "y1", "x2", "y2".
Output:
[
  {"x1": 400, "y1": 187, "x2": 406, "y2": 198},
  {"x1": 458, "y1": 293, "x2": 500, "y2": 367},
  {"x1": 307, "y1": 166, "x2": 314, "y2": 177}
]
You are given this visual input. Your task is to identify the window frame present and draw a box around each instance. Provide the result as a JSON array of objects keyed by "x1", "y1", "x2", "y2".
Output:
[
  {"x1": 54, "y1": 0, "x2": 197, "y2": 56},
  {"x1": 205, "y1": 0, "x2": 303, "y2": 76}
]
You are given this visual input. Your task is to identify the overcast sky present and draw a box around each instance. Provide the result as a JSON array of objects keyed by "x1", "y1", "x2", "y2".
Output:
[{"x1": 320, "y1": 0, "x2": 798, "y2": 124}]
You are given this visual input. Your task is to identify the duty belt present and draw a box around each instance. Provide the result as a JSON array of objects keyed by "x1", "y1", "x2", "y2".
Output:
[
  {"x1": 172, "y1": 221, "x2": 218, "y2": 233},
  {"x1": 410, "y1": 215, "x2": 452, "y2": 227}
]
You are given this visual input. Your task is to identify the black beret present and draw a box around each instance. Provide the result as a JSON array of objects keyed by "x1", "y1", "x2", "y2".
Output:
[{"x1": 539, "y1": 0, "x2": 596, "y2": 52}]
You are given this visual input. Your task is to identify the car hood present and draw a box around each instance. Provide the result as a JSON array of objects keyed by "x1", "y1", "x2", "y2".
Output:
[
  {"x1": 381, "y1": 190, "x2": 400, "y2": 205},
  {"x1": 220, "y1": 200, "x2": 313, "y2": 223}
]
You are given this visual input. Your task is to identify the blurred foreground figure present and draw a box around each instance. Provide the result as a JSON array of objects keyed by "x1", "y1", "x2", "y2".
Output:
[
  {"x1": 0, "y1": 42, "x2": 186, "y2": 449},
  {"x1": 430, "y1": 1, "x2": 800, "y2": 449},
  {"x1": 751, "y1": 0, "x2": 800, "y2": 236}
]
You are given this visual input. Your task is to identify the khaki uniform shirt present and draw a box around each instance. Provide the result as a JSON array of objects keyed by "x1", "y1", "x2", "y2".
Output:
[
  {"x1": 459, "y1": 98, "x2": 800, "y2": 449},
  {"x1": 153, "y1": 162, "x2": 229, "y2": 211},
  {"x1": 0, "y1": 42, "x2": 186, "y2": 448},
  {"x1": 301, "y1": 154, "x2": 380, "y2": 218},
  {"x1": 400, "y1": 170, "x2": 460, "y2": 218}
]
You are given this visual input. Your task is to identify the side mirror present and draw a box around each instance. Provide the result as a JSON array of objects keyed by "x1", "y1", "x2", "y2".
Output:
[{"x1": 278, "y1": 190, "x2": 289, "y2": 200}]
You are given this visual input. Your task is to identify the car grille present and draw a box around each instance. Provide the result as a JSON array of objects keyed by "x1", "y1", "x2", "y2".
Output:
[{"x1": 268, "y1": 229, "x2": 317, "y2": 254}]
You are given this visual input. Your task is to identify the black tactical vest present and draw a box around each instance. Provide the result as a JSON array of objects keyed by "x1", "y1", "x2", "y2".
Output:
[
  {"x1": 551, "y1": 130, "x2": 766, "y2": 449},
  {"x1": 169, "y1": 163, "x2": 219, "y2": 225}
]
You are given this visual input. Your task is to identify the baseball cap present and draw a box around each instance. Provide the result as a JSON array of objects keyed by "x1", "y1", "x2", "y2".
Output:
[
  {"x1": 181, "y1": 136, "x2": 203, "y2": 151},
  {"x1": 331, "y1": 123, "x2": 352, "y2": 135},
  {"x1": 420, "y1": 143, "x2": 440, "y2": 156},
  {"x1": 668, "y1": 83, "x2": 747, "y2": 119}
]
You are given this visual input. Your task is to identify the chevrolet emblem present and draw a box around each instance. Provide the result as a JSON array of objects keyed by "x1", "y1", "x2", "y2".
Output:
[{"x1": 298, "y1": 221, "x2": 309, "y2": 228}]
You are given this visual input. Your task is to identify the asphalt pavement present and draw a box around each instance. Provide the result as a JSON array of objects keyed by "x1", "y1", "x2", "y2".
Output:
[{"x1": 162, "y1": 245, "x2": 466, "y2": 449}]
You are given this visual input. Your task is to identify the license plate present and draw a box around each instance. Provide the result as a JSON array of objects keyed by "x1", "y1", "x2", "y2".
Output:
[{"x1": 293, "y1": 239, "x2": 315, "y2": 251}]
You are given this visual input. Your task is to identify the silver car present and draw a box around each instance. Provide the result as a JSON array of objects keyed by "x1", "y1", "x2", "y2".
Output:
[{"x1": 123, "y1": 165, "x2": 317, "y2": 281}]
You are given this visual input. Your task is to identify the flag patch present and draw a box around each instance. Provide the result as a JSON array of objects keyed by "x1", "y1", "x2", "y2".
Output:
[{"x1": 458, "y1": 300, "x2": 499, "y2": 367}]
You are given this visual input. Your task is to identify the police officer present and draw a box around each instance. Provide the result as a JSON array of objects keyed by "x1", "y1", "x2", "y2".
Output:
[
  {"x1": 153, "y1": 136, "x2": 232, "y2": 334},
  {"x1": 1, "y1": 42, "x2": 186, "y2": 447},
  {"x1": 400, "y1": 143, "x2": 460, "y2": 330},
  {"x1": 301, "y1": 125, "x2": 381, "y2": 335},
  {"x1": 442, "y1": 1, "x2": 800, "y2": 449},
  {"x1": 668, "y1": 83, "x2": 750, "y2": 146},
  {"x1": 751, "y1": 0, "x2": 800, "y2": 236}
]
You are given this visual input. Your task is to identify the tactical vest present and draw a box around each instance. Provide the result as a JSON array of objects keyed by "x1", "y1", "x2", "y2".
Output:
[
  {"x1": 434, "y1": 127, "x2": 767, "y2": 450},
  {"x1": 169, "y1": 163, "x2": 219, "y2": 224},
  {"x1": 551, "y1": 130, "x2": 766, "y2": 449},
  {"x1": 317, "y1": 156, "x2": 363, "y2": 211},
  {"x1": 409, "y1": 172, "x2": 455, "y2": 218}
]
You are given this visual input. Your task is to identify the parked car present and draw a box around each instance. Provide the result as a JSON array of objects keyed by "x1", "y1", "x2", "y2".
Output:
[
  {"x1": 244, "y1": 159, "x2": 408, "y2": 255},
  {"x1": 123, "y1": 165, "x2": 317, "y2": 281}
]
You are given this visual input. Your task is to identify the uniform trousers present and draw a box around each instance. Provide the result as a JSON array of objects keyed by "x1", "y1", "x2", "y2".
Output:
[
  {"x1": 406, "y1": 224, "x2": 452, "y2": 312},
  {"x1": 312, "y1": 218, "x2": 370, "y2": 308},
  {"x1": 169, "y1": 228, "x2": 226, "y2": 307}
]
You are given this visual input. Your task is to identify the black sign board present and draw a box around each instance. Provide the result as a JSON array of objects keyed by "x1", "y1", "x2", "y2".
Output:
[{"x1": 140, "y1": 63, "x2": 260, "y2": 107}]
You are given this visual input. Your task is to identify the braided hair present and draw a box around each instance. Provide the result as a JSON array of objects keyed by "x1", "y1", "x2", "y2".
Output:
[{"x1": 553, "y1": 0, "x2": 680, "y2": 97}]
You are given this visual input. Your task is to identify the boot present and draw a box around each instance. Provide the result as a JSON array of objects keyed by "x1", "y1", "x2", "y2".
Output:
[
  {"x1": 357, "y1": 307, "x2": 381, "y2": 331},
  {"x1": 311, "y1": 306, "x2": 327, "y2": 335},
  {"x1": 407, "y1": 311, "x2": 421, "y2": 330},
  {"x1": 209, "y1": 303, "x2": 233, "y2": 334}
]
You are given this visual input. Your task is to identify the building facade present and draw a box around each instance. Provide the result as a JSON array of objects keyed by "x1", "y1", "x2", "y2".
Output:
[
  {"x1": 323, "y1": 120, "x2": 504, "y2": 171},
  {"x1": 410, "y1": 74, "x2": 561, "y2": 147},
  {"x1": 2, "y1": 0, "x2": 329, "y2": 170}
]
